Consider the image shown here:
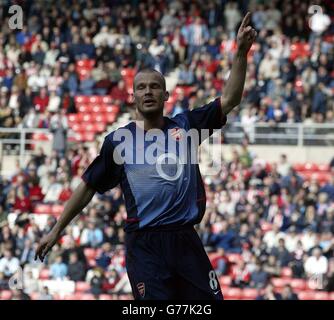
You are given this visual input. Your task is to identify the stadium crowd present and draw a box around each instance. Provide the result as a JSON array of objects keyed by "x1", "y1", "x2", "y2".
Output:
[{"x1": 0, "y1": 0, "x2": 334, "y2": 300}]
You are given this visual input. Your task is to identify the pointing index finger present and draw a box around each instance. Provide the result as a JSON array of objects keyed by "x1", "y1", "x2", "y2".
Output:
[{"x1": 240, "y1": 12, "x2": 251, "y2": 29}]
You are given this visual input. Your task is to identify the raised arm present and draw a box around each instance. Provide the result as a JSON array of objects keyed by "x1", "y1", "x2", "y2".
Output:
[
  {"x1": 35, "y1": 181, "x2": 96, "y2": 262},
  {"x1": 220, "y1": 12, "x2": 257, "y2": 117}
]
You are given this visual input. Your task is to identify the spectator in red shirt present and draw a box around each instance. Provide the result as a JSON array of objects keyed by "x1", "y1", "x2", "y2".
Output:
[
  {"x1": 58, "y1": 181, "x2": 73, "y2": 203},
  {"x1": 29, "y1": 180, "x2": 44, "y2": 202},
  {"x1": 33, "y1": 87, "x2": 49, "y2": 113},
  {"x1": 14, "y1": 186, "x2": 32, "y2": 213},
  {"x1": 212, "y1": 248, "x2": 229, "y2": 276},
  {"x1": 110, "y1": 80, "x2": 128, "y2": 104}
]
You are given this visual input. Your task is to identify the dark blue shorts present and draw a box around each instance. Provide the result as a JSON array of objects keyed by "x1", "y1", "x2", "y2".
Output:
[{"x1": 125, "y1": 225, "x2": 223, "y2": 300}]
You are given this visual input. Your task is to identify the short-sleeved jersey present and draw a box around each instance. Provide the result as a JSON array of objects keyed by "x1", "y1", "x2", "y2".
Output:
[{"x1": 82, "y1": 98, "x2": 226, "y2": 232}]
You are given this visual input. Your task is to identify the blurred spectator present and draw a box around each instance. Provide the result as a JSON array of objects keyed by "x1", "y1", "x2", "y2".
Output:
[
  {"x1": 0, "y1": 249, "x2": 20, "y2": 278},
  {"x1": 304, "y1": 248, "x2": 328, "y2": 278},
  {"x1": 256, "y1": 283, "x2": 282, "y2": 300},
  {"x1": 213, "y1": 248, "x2": 229, "y2": 277},
  {"x1": 271, "y1": 238, "x2": 292, "y2": 267},
  {"x1": 96, "y1": 243, "x2": 113, "y2": 270},
  {"x1": 50, "y1": 255, "x2": 68, "y2": 280},
  {"x1": 38, "y1": 286, "x2": 53, "y2": 300},
  {"x1": 231, "y1": 260, "x2": 251, "y2": 288},
  {"x1": 87, "y1": 267, "x2": 104, "y2": 298},
  {"x1": 263, "y1": 255, "x2": 281, "y2": 277},
  {"x1": 325, "y1": 258, "x2": 334, "y2": 292},
  {"x1": 281, "y1": 284, "x2": 299, "y2": 300},
  {"x1": 80, "y1": 221, "x2": 104, "y2": 248},
  {"x1": 250, "y1": 261, "x2": 269, "y2": 288},
  {"x1": 67, "y1": 252, "x2": 86, "y2": 282}
]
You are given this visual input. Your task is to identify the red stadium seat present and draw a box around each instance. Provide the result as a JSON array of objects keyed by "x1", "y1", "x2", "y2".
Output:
[
  {"x1": 299, "y1": 291, "x2": 329, "y2": 300},
  {"x1": 94, "y1": 123, "x2": 106, "y2": 133},
  {"x1": 312, "y1": 291, "x2": 330, "y2": 300},
  {"x1": 219, "y1": 275, "x2": 232, "y2": 286},
  {"x1": 317, "y1": 173, "x2": 331, "y2": 184},
  {"x1": 297, "y1": 291, "x2": 314, "y2": 300},
  {"x1": 303, "y1": 163, "x2": 319, "y2": 172},
  {"x1": 34, "y1": 204, "x2": 52, "y2": 214},
  {"x1": 0, "y1": 290, "x2": 12, "y2": 300},
  {"x1": 77, "y1": 105, "x2": 90, "y2": 113},
  {"x1": 121, "y1": 68, "x2": 136, "y2": 78},
  {"x1": 105, "y1": 105, "x2": 117, "y2": 113},
  {"x1": 271, "y1": 278, "x2": 288, "y2": 288},
  {"x1": 32, "y1": 133, "x2": 51, "y2": 141},
  {"x1": 224, "y1": 288, "x2": 242, "y2": 300},
  {"x1": 89, "y1": 96, "x2": 103, "y2": 104},
  {"x1": 82, "y1": 114, "x2": 93, "y2": 122},
  {"x1": 75, "y1": 281, "x2": 91, "y2": 293},
  {"x1": 71, "y1": 123, "x2": 81, "y2": 132},
  {"x1": 68, "y1": 113, "x2": 82, "y2": 123},
  {"x1": 102, "y1": 96, "x2": 112, "y2": 104},
  {"x1": 75, "y1": 96, "x2": 90, "y2": 105},
  {"x1": 77, "y1": 68, "x2": 91, "y2": 81},
  {"x1": 64, "y1": 293, "x2": 82, "y2": 300},
  {"x1": 99, "y1": 294, "x2": 113, "y2": 300},
  {"x1": 318, "y1": 164, "x2": 330, "y2": 172},
  {"x1": 91, "y1": 105, "x2": 104, "y2": 113},
  {"x1": 80, "y1": 293, "x2": 96, "y2": 300},
  {"x1": 85, "y1": 123, "x2": 95, "y2": 132},
  {"x1": 76, "y1": 59, "x2": 95, "y2": 69},
  {"x1": 118, "y1": 294, "x2": 133, "y2": 300},
  {"x1": 290, "y1": 42, "x2": 310, "y2": 61},
  {"x1": 39, "y1": 269, "x2": 50, "y2": 280},
  {"x1": 290, "y1": 279, "x2": 307, "y2": 291},
  {"x1": 106, "y1": 113, "x2": 117, "y2": 123},
  {"x1": 83, "y1": 132, "x2": 95, "y2": 142},
  {"x1": 293, "y1": 163, "x2": 304, "y2": 171},
  {"x1": 51, "y1": 204, "x2": 64, "y2": 215},
  {"x1": 91, "y1": 113, "x2": 107, "y2": 123},
  {"x1": 241, "y1": 288, "x2": 258, "y2": 300}
]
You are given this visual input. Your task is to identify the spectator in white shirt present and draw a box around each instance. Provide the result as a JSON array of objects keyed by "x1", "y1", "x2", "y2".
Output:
[
  {"x1": 263, "y1": 224, "x2": 286, "y2": 250},
  {"x1": 305, "y1": 247, "x2": 328, "y2": 275},
  {"x1": 284, "y1": 227, "x2": 300, "y2": 253},
  {"x1": 0, "y1": 249, "x2": 20, "y2": 278},
  {"x1": 43, "y1": 174, "x2": 63, "y2": 203},
  {"x1": 301, "y1": 229, "x2": 317, "y2": 252},
  {"x1": 277, "y1": 154, "x2": 291, "y2": 177}
]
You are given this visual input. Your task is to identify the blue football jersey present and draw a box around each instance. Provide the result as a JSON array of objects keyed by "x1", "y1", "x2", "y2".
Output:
[{"x1": 82, "y1": 98, "x2": 226, "y2": 232}]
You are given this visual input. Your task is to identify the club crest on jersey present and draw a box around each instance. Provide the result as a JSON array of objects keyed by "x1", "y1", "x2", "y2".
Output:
[
  {"x1": 137, "y1": 282, "x2": 145, "y2": 298},
  {"x1": 170, "y1": 127, "x2": 183, "y2": 141}
]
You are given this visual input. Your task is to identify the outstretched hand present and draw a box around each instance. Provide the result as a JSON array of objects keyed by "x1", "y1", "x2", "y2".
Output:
[
  {"x1": 237, "y1": 12, "x2": 257, "y2": 54},
  {"x1": 34, "y1": 230, "x2": 59, "y2": 262}
]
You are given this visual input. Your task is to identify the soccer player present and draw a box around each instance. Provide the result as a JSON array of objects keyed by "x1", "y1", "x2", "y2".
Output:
[{"x1": 35, "y1": 13, "x2": 257, "y2": 300}]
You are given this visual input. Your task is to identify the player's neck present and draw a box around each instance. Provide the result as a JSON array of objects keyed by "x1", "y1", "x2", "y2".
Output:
[{"x1": 136, "y1": 113, "x2": 165, "y2": 131}]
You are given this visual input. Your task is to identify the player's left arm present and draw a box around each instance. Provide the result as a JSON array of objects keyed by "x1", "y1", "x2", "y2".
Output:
[{"x1": 220, "y1": 12, "x2": 257, "y2": 119}]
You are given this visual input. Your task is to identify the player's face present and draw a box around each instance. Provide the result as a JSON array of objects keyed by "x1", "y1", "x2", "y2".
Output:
[{"x1": 133, "y1": 72, "x2": 169, "y2": 117}]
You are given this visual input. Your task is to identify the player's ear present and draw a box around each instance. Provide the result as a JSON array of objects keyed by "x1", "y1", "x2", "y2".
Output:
[{"x1": 164, "y1": 91, "x2": 169, "y2": 102}]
